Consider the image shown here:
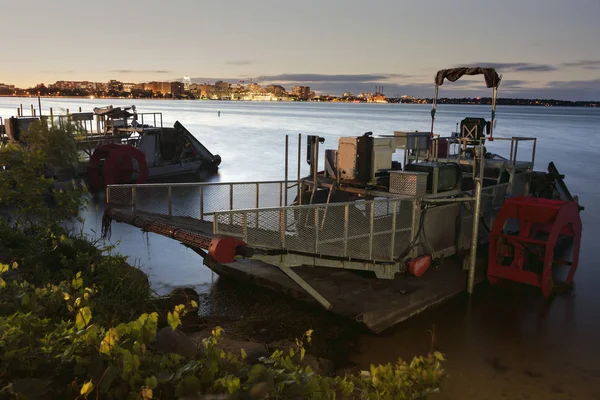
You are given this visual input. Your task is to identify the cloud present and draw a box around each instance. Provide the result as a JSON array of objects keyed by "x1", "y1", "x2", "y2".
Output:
[
  {"x1": 561, "y1": 60, "x2": 600, "y2": 70},
  {"x1": 545, "y1": 78, "x2": 600, "y2": 90},
  {"x1": 455, "y1": 62, "x2": 557, "y2": 72},
  {"x1": 40, "y1": 69, "x2": 75, "y2": 74},
  {"x1": 500, "y1": 80, "x2": 528, "y2": 88},
  {"x1": 255, "y1": 73, "x2": 411, "y2": 83},
  {"x1": 109, "y1": 69, "x2": 171, "y2": 74},
  {"x1": 225, "y1": 60, "x2": 252, "y2": 66}
]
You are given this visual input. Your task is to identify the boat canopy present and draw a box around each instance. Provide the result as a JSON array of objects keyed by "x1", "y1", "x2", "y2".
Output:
[{"x1": 434, "y1": 67, "x2": 501, "y2": 88}]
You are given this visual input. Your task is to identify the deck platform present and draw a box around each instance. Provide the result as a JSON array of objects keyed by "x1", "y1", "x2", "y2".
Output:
[{"x1": 105, "y1": 208, "x2": 488, "y2": 333}]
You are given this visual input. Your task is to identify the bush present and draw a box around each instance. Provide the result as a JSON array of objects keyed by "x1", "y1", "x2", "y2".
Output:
[
  {"x1": 0, "y1": 259, "x2": 446, "y2": 399},
  {"x1": 0, "y1": 119, "x2": 87, "y2": 231}
]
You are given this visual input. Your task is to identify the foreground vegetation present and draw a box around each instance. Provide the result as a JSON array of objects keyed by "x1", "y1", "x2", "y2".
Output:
[{"x1": 0, "y1": 121, "x2": 446, "y2": 399}]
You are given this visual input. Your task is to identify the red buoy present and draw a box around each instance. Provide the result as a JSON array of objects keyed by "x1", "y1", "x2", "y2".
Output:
[
  {"x1": 208, "y1": 236, "x2": 249, "y2": 264},
  {"x1": 408, "y1": 255, "x2": 432, "y2": 277}
]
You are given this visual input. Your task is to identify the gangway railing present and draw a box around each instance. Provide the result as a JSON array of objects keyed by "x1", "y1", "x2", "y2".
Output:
[
  {"x1": 213, "y1": 197, "x2": 417, "y2": 263},
  {"x1": 106, "y1": 180, "x2": 301, "y2": 222},
  {"x1": 105, "y1": 170, "x2": 530, "y2": 264}
]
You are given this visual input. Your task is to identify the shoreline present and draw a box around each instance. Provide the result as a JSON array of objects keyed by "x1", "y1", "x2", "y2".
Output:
[{"x1": 1, "y1": 94, "x2": 598, "y2": 107}]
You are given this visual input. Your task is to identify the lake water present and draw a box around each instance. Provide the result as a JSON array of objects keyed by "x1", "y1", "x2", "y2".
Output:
[{"x1": 2, "y1": 97, "x2": 600, "y2": 399}]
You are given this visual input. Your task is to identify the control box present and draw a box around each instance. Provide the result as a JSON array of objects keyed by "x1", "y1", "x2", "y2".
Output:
[{"x1": 338, "y1": 135, "x2": 395, "y2": 185}]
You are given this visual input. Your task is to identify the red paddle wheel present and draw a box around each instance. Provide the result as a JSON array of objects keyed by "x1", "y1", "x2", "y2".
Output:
[
  {"x1": 87, "y1": 144, "x2": 149, "y2": 190},
  {"x1": 487, "y1": 196, "x2": 582, "y2": 298}
]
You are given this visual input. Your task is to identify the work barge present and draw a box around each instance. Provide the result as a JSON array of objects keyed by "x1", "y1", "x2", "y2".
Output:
[
  {"x1": 102, "y1": 68, "x2": 584, "y2": 333},
  {"x1": 1, "y1": 104, "x2": 222, "y2": 188}
]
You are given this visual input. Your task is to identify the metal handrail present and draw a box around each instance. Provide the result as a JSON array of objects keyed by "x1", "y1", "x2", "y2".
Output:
[
  {"x1": 106, "y1": 179, "x2": 300, "y2": 189},
  {"x1": 213, "y1": 197, "x2": 417, "y2": 262}
]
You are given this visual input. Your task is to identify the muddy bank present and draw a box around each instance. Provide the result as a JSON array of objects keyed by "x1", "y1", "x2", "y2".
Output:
[{"x1": 153, "y1": 277, "x2": 368, "y2": 374}]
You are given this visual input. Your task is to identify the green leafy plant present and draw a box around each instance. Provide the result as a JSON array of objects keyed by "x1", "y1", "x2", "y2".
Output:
[{"x1": 0, "y1": 120, "x2": 88, "y2": 231}]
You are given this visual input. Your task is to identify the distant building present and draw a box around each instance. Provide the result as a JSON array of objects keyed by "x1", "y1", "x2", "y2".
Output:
[
  {"x1": 183, "y1": 74, "x2": 191, "y2": 91},
  {"x1": 122, "y1": 83, "x2": 135, "y2": 93},
  {"x1": 265, "y1": 84, "x2": 287, "y2": 97},
  {"x1": 292, "y1": 85, "x2": 310, "y2": 100},
  {"x1": 214, "y1": 81, "x2": 231, "y2": 98},
  {"x1": 171, "y1": 82, "x2": 184, "y2": 97},
  {"x1": 0, "y1": 83, "x2": 15, "y2": 94},
  {"x1": 343, "y1": 92, "x2": 354, "y2": 98},
  {"x1": 246, "y1": 83, "x2": 261, "y2": 93},
  {"x1": 108, "y1": 80, "x2": 123, "y2": 92}
]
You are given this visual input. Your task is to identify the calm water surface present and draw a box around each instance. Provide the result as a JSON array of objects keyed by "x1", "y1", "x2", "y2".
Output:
[{"x1": 2, "y1": 97, "x2": 599, "y2": 399}]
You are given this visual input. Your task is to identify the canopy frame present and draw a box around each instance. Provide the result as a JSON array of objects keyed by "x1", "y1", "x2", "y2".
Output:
[{"x1": 430, "y1": 67, "x2": 502, "y2": 141}]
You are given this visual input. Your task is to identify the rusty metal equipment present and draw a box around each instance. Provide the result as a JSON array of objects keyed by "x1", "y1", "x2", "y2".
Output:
[
  {"x1": 487, "y1": 196, "x2": 582, "y2": 297},
  {"x1": 88, "y1": 144, "x2": 149, "y2": 189}
]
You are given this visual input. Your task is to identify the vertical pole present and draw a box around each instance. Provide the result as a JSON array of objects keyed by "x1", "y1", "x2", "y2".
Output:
[
  {"x1": 255, "y1": 183, "x2": 260, "y2": 208},
  {"x1": 255, "y1": 183, "x2": 259, "y2": 228},
  {"x1": 79, "y1": 107, "x2": 82, "y2": 112},
  {"x1": 31, "y1": 104, "x2": 34, "y2": 116},
  {"x1": 467, "y1": 144, "x2": 484, "y2": 294},
  {"x1": 390, "y1": 200, "x2": 398, "y2": 260},
  {"x1": 229, "y1": 183, "x2": 234, "y2": 225},
  {"x1": 314, "y1": 205, "x2": 320, "y2": 254},
  {"x1": 38, "y1": 94, "x2": 42, "y2": 117},
  {"x1": 17, "y1": 107, "x2": 20, "y2": 117},
  {"x1": 297, "y1": 133, "x2": 301, "y2": 199},
  {"x1": 313, "y1": 137, "x2": 319, "y2": 186},
  {"x1": 509, "y1": 139, "x2": 515, "y2": 163},
  {"x1": 279, "y1": 208, "x2": 285, "y2": 248},
  {"x1": 278, "y1": 182, "x2": 283, "y2": 207},
  {"x1": 531, "y1": 139, "x2": 537, "y2": 169},
  {"x1": 168, "y1": 186, "x2": 172, "y2": 216},
  {"x1": 284, "y1": 135, "x2": 289, "y2": 206},
  {"x1": 242, "y1": 213, "x2": 248, "y2": 243},
  {"x1": 20, "y1": 104, "x2": 23, "y2": 116},
  {"x1": 343, "y1": 204, "x2": 349, "y2": 257},
  {"x1": 50, "y1": 108, "x2": 54, "y2": 128},
  {"x1": 199, "y1": 186, "x2": 204, "y2": 220},
  {"x1": 369, "y1": 202, "x2": 374, "y2": 260}
]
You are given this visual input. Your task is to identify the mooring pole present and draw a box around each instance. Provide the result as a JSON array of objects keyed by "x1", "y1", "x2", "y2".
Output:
[
  {"x1": 467, "y1": 143, "x2": 485, "y2": 294},
  {"x1": 297, "y1": 133, "x2": 302, "y2": 204},
  {"x1": 38, "y1": 93, "x2": 42, "y2": 117},
  {"x1": 284, "y1": 135, "x2": 289, "y2": 206}
]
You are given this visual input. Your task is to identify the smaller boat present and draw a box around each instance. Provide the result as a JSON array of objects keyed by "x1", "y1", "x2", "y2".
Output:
[
  {"x1": 84, "y1": 105, "x2": 221, "y2": 189},
  {"x1": 2, "y1": 105, "x2": 222, "y2": 189}
]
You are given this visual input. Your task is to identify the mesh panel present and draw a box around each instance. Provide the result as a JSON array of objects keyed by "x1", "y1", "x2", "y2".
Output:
[{"x1": 213, "y1": 198, "x2": 416, "y2": 262}]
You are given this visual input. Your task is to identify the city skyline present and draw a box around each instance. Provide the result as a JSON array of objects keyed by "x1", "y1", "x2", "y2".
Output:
[{"x1": 1, "y1": 0, "x2": 599, "y2": 100}]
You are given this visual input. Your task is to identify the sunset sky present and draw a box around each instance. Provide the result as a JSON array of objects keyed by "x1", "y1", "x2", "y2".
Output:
[{"x1": 1, "y1": 0, "x2": 599, "y2": 100}]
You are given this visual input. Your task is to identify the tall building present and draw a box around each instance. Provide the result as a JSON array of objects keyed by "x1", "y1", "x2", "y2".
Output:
[
  {"x1": 171, "y1": 82, "x2": 184, "y2": 97},
  {"x1": 183, "y1": 74, "x2": 191, "y2": 91},
  {"x1": 292, "y1": 85, "x2": 310, "y2": 100}
]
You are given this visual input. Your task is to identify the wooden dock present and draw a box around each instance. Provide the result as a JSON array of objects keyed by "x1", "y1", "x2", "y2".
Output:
[{"x1": 104, "y1": 208, "x2": 488, "y2": 333}]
